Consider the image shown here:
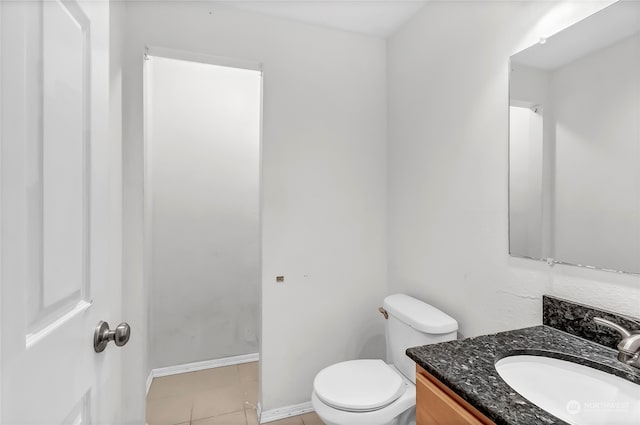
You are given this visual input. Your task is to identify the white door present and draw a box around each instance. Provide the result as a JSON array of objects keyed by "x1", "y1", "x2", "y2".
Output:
[{"x1": 1, "y1": 0, "x2": 121, "y2": 423}]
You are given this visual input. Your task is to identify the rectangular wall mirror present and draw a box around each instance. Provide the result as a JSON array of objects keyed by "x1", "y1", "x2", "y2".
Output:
[{"x1": 509, "y1": 0, "x2": 640, "y2": 275}]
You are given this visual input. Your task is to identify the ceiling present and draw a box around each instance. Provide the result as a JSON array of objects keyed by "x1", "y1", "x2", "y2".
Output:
[
  {"x1": 512, "y1": 0, "x2": 640, "y2": 70},
  {"x1": 219, "y1": 0, "x2": 428, "y2": 38}
]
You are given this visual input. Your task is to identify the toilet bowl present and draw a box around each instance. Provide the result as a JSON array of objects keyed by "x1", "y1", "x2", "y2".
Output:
[
  {"x1": 312, "y1": 361, "x2": 416, "y2": 425},
  {"x1": 311, "y1": 294, "x2": 458, "y2": 425}
]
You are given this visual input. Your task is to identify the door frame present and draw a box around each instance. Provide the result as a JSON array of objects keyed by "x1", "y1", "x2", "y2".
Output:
[{"x1": 0, "y1": 1, "x2": 4, "y2": 420}]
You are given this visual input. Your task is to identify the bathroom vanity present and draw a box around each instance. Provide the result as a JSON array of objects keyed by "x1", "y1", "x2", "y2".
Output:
[
  {"x1": 407, "y1": 296, "x2": 640, "y2": 425},
  {"x1": 415, "y1": 366, "x2": 493, "y2": 424}
]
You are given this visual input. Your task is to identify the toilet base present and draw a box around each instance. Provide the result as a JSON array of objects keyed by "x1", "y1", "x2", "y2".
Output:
[
  {"x1": 315, "y1": 406, "x2": 415, "y2": 425},
  {"x1": 312, "y1": 391, "x2": 416, "y2": 425}
]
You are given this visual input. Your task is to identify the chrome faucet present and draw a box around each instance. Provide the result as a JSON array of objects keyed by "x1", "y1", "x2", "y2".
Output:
[{"x1": 594, "y1": 317, "x2": 640, "y2": 368}]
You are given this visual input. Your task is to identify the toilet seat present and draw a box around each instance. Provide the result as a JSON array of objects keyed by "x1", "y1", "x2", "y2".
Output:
[{"x1": 313, "y1": 359, "x2": 407, "y2": 412}]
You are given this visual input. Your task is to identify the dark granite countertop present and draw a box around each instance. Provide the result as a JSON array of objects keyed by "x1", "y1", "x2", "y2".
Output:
[{"x1": 406, "y1": 325, "x2": 640, "y2": 425}]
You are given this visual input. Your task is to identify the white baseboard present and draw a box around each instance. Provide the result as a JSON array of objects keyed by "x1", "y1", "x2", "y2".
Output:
[
  {"x1": 146, "y1": 371, "x2": 154, "y2": 395},
  {"x1": 146, "y1": 352, "x2": 259, "y2": 394},
  {"x1": 259, "y1": 401, "x2": 314, "y2": 424},
  {"x1": 256, "y1": 402, "x2": 262, "y2": 422}
]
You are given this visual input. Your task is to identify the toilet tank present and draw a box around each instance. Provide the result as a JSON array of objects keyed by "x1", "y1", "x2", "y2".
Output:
[{"x1": 383, "y1": 294, "x2": 458, "y2": 384}]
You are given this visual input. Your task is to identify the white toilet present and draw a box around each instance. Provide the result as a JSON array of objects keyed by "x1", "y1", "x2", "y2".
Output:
[{"x1": 311, "y1": 294, "x2": 458, "y2": 425}]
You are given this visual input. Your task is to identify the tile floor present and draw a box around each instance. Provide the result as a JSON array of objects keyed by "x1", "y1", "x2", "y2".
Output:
[{"x1": 146, "y1": 362, "x2": 325, "y2": 425}]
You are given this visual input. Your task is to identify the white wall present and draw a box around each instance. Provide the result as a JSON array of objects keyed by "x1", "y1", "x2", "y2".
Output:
[
  {"x1": 122, "y1": 1, "x2": 387, "y2": 417},
  {"x1": 509, "y1": 63, "x2": 555, "y2": 258},
  {"x1": 387, "y1": 0, "x2": 640, "y2": 340},
  {"x1": 147, "y1": 57, "x2": 261, "y2": 369},
  {"x1": 509, "y1": 105, "x2": 544, "y2": 259},
  {"x1": 552, "y1": 33, "x2": 640, "y2": 273}
]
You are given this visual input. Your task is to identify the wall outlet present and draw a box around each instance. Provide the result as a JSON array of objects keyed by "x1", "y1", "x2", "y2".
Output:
[{"x1": 276, "y1": 276, "x2": 284, "y2": 282}]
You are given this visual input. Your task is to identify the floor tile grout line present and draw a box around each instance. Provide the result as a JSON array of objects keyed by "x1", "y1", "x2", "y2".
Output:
[
  {"x1": 147, "y1": 362, "x2": 266, "y2": 425},
  {"x1": 190, "y1": 408, "x2": 249, "y2": 424}
]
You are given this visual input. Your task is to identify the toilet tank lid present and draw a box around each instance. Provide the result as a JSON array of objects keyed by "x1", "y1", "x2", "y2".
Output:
[{"x1": 383, "y1": 294, "x2": 458, "y2": 334}]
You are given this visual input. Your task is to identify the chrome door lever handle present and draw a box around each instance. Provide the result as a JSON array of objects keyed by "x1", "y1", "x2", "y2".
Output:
[{"x1": 94, "y1": 321, "x2": 131, "y2": 353}]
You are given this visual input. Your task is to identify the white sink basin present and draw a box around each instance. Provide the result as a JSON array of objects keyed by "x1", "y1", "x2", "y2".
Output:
[{"x1": 495, "y1": 355, "x2": 640, "y2": 425}]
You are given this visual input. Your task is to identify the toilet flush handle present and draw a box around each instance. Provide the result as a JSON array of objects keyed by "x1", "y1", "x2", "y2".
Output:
[{"x1": 378, "y1": 307, "x2": 388, "y2": 319}]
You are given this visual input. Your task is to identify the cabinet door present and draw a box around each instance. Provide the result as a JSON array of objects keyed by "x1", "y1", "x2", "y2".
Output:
[{"x1": 416, "y1": 367, "x2": 494, "y2": 425}]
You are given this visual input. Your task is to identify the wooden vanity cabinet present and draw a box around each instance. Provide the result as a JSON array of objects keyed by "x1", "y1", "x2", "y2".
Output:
[{"x1": 416, "y1": 366, "x2": 496, "y2": 425}]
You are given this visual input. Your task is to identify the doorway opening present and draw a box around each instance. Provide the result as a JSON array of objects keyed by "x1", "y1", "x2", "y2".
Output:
[{"x1": 143, "y1": 49, "x2": 262, "y2": 425}]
